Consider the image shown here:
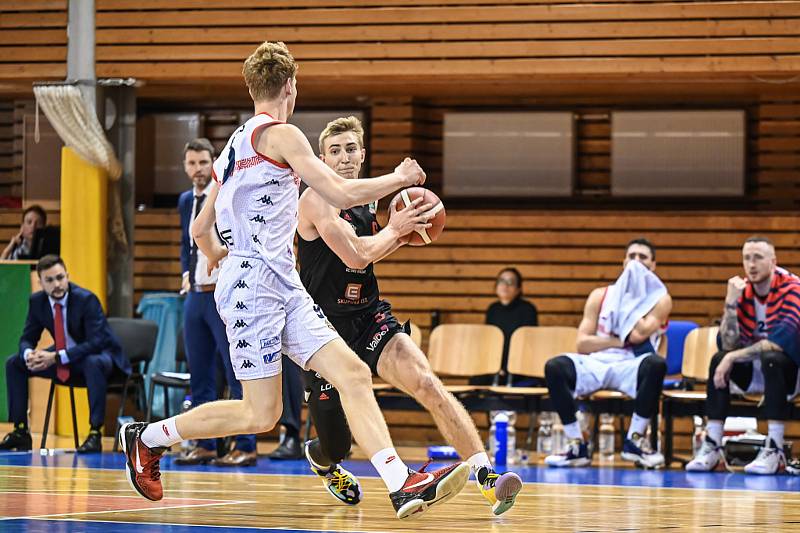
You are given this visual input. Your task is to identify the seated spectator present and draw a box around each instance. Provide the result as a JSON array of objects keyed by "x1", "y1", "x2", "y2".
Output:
[
  {"x1": 1, "y1": 205, "x2": 47, "y2": 260},
  {"x1": 687, "y1": 236, "x2": 800, "y2": 475},
  {"x1": 0, "y1": 255, "x2": 131, "y2": 453},
  {"x1": 473, "y1": 268, "x2": 538, "y2": 385},
  {"x1": 543, "y1": 238, "x2": 671, "y2": 469}
]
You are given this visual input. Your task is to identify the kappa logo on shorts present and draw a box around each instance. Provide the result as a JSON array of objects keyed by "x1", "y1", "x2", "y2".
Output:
[
  {"x1": 236, "y1": 340, "x2": 252, "y2": 349},
  {"x1": 265, "y1": 178, "x2": 279, "y2": 186},
  {"x1": 366, "y1": 324, "x2": 390, "y2": 352},
  {"x1": 263, "y1": 350, "x2": 281, "y2": 364},
  {"x1": 240, "y1": 360, "x2": 256, "y2": 369},
  {"x1": 252, "y1": 234, "x2": 262, "y2": 245},
  {"x1": 260, "y1": 337, "x2": 280, "y2": 349},
  {"x1": 250, "y1": 214, "x2": 266, "y2": 224},
  {"x1": 234, "y1": 280, "x2": 249, "y2": 289},
  {"x1": 233, "y1": 319, "x2": 248, "y2": 329},
  {"x1": 162, "y1": 424, "x2": 170, "y2": 437},
  {"x1": 234, "y1": 301, "x2": 248, "y2": 310},
  {"x1": 312, "y1": 304, "x2": 326, "y2": 320},
  {"x1": 257, "y1": 194, "x2": 273, "y2": 205},
  {"x1": 240, "y1": 261, "x2": 252, "y2": 269}
]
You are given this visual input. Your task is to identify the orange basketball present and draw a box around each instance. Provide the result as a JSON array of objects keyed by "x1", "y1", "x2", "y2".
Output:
[{"x1": 389, "y1": 187, "x2": 446, "y2": 246}]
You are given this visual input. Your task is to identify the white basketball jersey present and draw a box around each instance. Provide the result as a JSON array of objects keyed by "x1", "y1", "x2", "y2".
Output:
[{"x1": 213, "y1": 113, "x2": 302, "y2": 285}]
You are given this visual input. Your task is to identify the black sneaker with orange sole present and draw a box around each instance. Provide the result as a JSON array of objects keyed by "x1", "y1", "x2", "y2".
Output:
[
  {"x1": 119, "y1": 422, "x2": 166, "y2": 501},
  {"x1": 389, "y1": 461, "x2": 470, "y2": 519}
]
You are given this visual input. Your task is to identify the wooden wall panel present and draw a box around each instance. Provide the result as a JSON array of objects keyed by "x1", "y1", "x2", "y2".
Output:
[{"x1": 87, "y1": 1, "x2": 800, "y2": 89}]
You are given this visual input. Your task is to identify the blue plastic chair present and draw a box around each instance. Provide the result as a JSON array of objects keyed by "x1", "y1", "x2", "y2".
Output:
[{"x1": 663, "y1": 320, "x2": 699, "y2": 388}]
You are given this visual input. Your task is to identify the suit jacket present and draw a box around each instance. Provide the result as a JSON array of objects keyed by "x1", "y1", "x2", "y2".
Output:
[
  {"x1": 18, "y1": 282, "x2": 130, "y2": 375},
  {"x1": 178, "y1": 189, "x2": 194, "y2": 277}
]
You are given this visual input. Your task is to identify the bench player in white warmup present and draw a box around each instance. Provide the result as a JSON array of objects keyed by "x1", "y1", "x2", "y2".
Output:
[
  {"x1": 119, "y1": 41, "x2": 469, "y2": 520},
  {"x1": 296, "y1": 116, "x2": 523, "y2": 516}
]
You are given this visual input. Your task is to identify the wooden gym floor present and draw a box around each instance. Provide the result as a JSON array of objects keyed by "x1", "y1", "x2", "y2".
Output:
[{"x1": 0, "y1": 427, "x2": 799, "y2": 532}]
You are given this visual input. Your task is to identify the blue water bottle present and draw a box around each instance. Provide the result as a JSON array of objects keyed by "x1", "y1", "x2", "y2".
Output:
[{"x1": 494, "y1": 412, "x2": 509, "y2": 466}]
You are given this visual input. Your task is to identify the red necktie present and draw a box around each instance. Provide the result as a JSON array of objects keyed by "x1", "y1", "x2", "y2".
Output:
[{"x1": 53, "y1": 303, "x2": 70, "y2": 382}]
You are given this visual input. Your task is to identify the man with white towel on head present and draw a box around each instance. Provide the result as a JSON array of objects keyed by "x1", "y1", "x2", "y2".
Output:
[{"x1": 543, "y1": 238, "x2": 672, "y2": 468}]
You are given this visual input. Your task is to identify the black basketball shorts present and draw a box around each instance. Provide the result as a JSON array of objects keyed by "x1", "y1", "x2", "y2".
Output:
[{"x1": 328, "y1": 299, "x2": 409, "y2": 374}]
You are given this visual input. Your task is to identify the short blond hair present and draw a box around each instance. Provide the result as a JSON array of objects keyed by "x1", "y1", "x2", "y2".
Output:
[
  {"x1": 242, "y1": 41, "x2": 298, "y2": 102},
  {"x1": 319, "y1": 116, "x2": 365, "y2": 154}
]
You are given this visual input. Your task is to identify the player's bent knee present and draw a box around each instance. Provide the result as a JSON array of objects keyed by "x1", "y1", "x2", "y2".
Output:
[{"x1": 242, "y1": 402, "x2": 282, "y2": 434}]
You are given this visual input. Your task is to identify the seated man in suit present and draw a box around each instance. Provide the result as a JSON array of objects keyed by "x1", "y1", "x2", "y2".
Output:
[{"x1": 0, "y1": 255, "x2": 131, "y2": 453}]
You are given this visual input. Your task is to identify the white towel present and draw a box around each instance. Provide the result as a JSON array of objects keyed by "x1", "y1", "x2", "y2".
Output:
[{"x1": 598, "y1": 260, "x2": 667, "y2": 342}]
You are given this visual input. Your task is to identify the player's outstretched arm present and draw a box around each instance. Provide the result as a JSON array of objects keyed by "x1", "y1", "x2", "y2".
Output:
[
  {"x1": 191, "y1": 182, "x2": 228, "y2": 272},
  {"x1": 276, "y1": 124, "x2": 425, "y2": 208},
  {"x1": 300, "y1": 190, "x2": 432, "y2": 269}
]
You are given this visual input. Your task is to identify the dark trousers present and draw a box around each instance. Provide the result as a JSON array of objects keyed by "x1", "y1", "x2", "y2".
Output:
[
  {"x1": 184, "y1": 291, "x2": 256, "y2": 452},
  {"x1": 706, "y1": 350, "x2": 799, "y2": 421},
  {"x1": 545, "y1": 353, "x2": 667, "y2": 426},
  {"x1": 280, "y1": 353, "x2": 303, "y2": 438},
  {"x1": 6, "y1": 352, "x2": 113, "y2": 429}
]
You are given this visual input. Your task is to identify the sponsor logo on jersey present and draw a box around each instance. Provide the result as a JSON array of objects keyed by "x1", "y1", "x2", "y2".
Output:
[
  {"x1": 236, "y1": 340, "x2": 252, "y2": 349},
  {"x1": 263, "y1": 350, "x2": 281, "y2": 364},
  {"x1": 291, "y1": 171, "x2": 301, "y2": 187},
  {"x1": 235, "y1": 154, "x2": 262, "y2": 172},
  {"x1": 234, "y1": 280, "x2": 249, "y2": 289},
  {"x1": 252, "y1": 234, "x2": 262, "y2": 245},
  {"x1": 250, "y1": 214, "x2": 266, "y2": 224},
  {"x1": 240, "y1": 261, "x2": 252, "y2": 269},
  {"x1": 240, "y1": 359, "x2": 256, "y2": 369},
  {"x1": 234, "y1": 301, "x2": 248, "y2": 310},
  {"x1": 233, "y1": 319, "x2": 248, "y2": 329},
  {"x1": 260, "y1": 337, "x2": 280, "y2": 349},
  {"x1": 345, "y1": 283, "x2": 362, "y2": 301},
  {"x1": 319, "y1": 392, "x2": 330, "y2": 401},
  {"x1": 257, "y1": 195, "x2": 273, "y2": 205},
  {"x1": 366, "y1": 324, "x2": 390, "y2": 352}
]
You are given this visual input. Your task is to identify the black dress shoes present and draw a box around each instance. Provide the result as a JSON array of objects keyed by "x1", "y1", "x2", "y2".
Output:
[
  {"x1": 267, "y1": 435, "x2": 303, "y2": 460},
  {"x1": 0, "y1": 428, "x2": 32, "y2": 451},
  {"x1": 76, "y1": 430, "x2": 102, "y2": 453}
]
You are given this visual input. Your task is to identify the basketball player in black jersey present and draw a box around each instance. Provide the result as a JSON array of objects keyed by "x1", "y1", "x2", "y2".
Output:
[{"x1": 296, "y1": 116, "x2": 523, "y2": 516}]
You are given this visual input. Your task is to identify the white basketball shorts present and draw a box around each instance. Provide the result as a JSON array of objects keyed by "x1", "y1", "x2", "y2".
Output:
[{"x1": 215, "y1": 253, "x2": 339, "y2": 380}]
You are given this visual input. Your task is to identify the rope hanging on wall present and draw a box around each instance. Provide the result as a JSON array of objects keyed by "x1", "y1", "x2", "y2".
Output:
[{"x1": 33, "y1": 84, "x2": 122, "y2": 180}]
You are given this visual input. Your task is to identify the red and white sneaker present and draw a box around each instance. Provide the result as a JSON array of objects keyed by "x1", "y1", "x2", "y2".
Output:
[
  {"x1": 119, "y1": 422, "x2": 166, "y2": 501},
  {"x1": 389, "y1": 461, "x2": 470, "y2": 520}
]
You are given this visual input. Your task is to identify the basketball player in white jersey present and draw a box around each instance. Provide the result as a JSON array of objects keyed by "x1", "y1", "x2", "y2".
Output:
[
  {"x1": 543, "y1": 239, "x2": 672, "y2": 468},
  {"x1": 295, "y1": 116, "x2": 523, "y2": 516},
  {"x1": 119, "y1": 41, "x2": 470, "y2": 520}
]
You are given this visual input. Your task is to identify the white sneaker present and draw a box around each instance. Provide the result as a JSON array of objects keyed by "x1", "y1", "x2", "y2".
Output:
[
  {"x1": 786, "y1": 457, "x2": 800, "y2": 476},
  {"x1": 744, "y1": 439, "x2": 785, "y2": 475},
  {"x1": 686, "y1": 436, "x2": 724, "y2": 472},
  {"x1": 621, "y1": 433, "x2": 664, "y2": 469},
  {"x1": 544, "y1": 439, "x2": 591, "y2": 467}
]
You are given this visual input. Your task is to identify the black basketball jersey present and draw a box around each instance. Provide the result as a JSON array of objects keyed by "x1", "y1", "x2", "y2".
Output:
[{"x1": 298, "y1": 203, "x2": 381, "y2": 317}]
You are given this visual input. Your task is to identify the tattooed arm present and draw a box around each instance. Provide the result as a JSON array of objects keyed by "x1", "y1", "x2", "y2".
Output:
[
  {"x1": 713, "y1": 339, "x2": 782, "y2": 389},
  {"x1": 719, "y1": 276, "x2": 747, "y2": 351}
]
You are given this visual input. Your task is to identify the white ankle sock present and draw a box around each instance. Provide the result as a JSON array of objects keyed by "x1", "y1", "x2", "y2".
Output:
[
  {"x1": 141, "y1": 417, "x2": 182, "y2": 449},
  {"x1": 706, "y1": 420, "x2": 723, "y2": 446},
  {"x1": 768, "y1": 421, "x2": 785, "y2": 449},
  {"x1": 467, "y1": 452, "x2": 492, "y2": 477},
  {"x1": 370, "y1": 448, "x2": 409, "y2": 493},
  {"x1": 627, "y1": 414, "x2": 649, "y2": 440},
  {"x1": 563, "y1": 421, "x2": 583, "y2": 441}
]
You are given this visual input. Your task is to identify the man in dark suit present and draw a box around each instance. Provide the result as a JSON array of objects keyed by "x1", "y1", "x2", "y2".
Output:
[
  {"x1": 0, "y1": 255, "x2": 130, "y2": 453},
  {"x1": 177, "y1": 138, "x2": 257, "y2": 466}
]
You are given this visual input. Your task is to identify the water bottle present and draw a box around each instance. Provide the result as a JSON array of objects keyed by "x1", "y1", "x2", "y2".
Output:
[
  {"x1": 506, "y1": 411, "x2": 517, "y2": 464},
  {"x1": 180, "y1": 395, "x2": 194, "y2": 452},
  {"x1": 599, "y1": 413, "x2": 615, "y2": 461},
  {"x1": 537, "y1": 412, "x2": 553, "y2": 456},
  {"x1": 493, "y1": 412, "x2": 509, "y2": 466},
  {"x1": 692, "y1": 416, "x2": 705, "y2": 455},
  {"x1": 552, "y1": 419, "x2": 566, "y2": 455}
]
